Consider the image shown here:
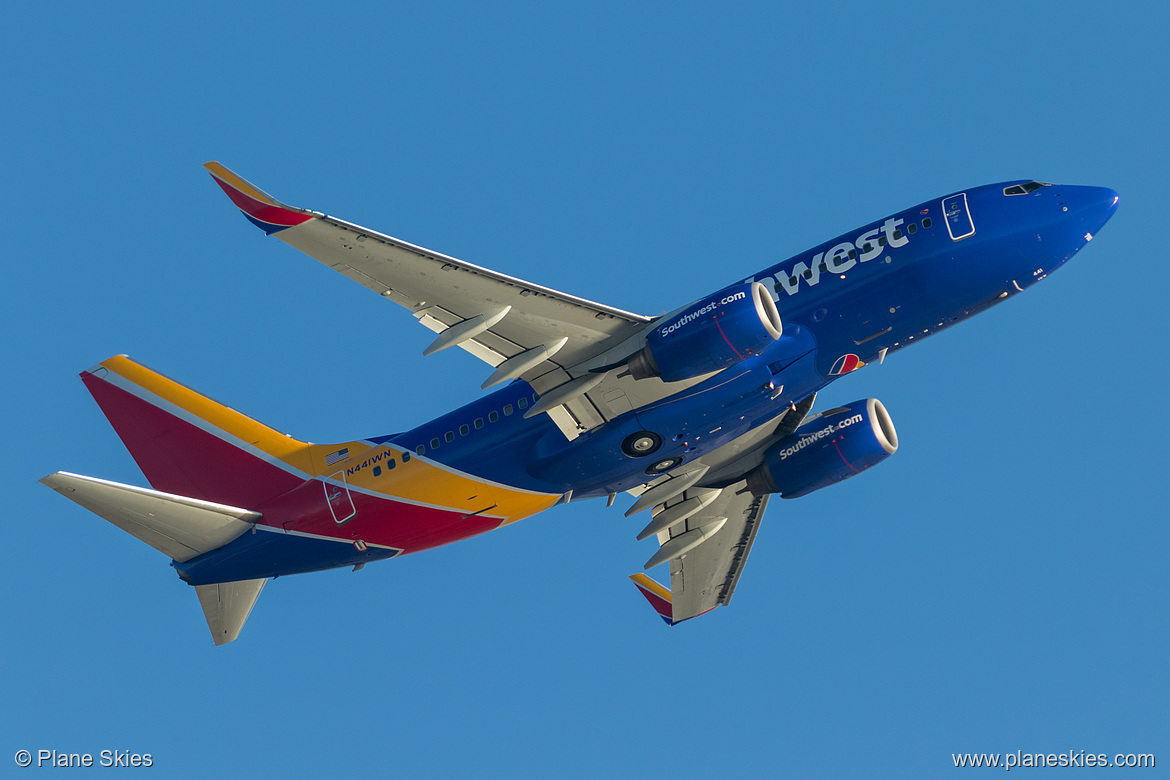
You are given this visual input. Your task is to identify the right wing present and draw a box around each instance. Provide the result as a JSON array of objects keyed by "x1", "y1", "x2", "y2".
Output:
[
  {"x1": 205, "y1": 162, "x2": 650, "y2": 377},
  {"x1": 204, "y1": 162, "x2": 714, "y2": 438}
]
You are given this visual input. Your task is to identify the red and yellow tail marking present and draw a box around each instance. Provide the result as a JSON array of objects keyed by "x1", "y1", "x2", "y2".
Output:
[
  {"x1": 98, "y1": 355, "x2": 316, "y2": 473},
  {"x1": 93, "y1": 356, "x2": 558, "y2": 524}
]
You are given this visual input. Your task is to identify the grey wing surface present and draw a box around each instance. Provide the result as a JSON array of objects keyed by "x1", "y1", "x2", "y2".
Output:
[
  {"x1": 630, "y1": 395, "x2": 816, "y2": 623},
  {"x1": 205, "y1": 162, "x2": 648, "y2": 369},
  {"x1": 666, "y1": 489, "x2": 770, "y2": 622},
  {"x1": 205, "y1": 162, "x2": 714, "y2": 438}
]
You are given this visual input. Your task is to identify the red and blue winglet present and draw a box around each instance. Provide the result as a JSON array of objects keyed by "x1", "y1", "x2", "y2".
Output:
[
  {"x1": 630, "y1": 573, "x2": 675, "y2": 626},
  {"x1": 204, "y1": 161, "x2": 315, "y2": 235}
]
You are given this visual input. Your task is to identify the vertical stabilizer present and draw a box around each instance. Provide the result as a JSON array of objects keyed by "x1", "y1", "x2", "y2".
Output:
[
  {"x1": 195, "y1": 579, "x2": 267, "y2": 645},
  {"x1": 79, "y1": 355, "x2": 313, "y2": 508}
]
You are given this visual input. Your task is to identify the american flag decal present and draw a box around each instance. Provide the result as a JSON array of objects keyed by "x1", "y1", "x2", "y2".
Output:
[{"x1": 325, "y1": 448, "x2": 349, "y2": 466}]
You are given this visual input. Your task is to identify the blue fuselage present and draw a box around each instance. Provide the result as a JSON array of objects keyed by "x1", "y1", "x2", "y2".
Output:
[{"x1": 377, "y1": 181, "x2": 1118, "y2": 499}]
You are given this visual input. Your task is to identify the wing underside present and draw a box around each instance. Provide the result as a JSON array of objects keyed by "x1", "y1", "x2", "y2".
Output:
[
  {"x1": 205, "y1": 162, "x2": 717, "y2": 440},
  {"x1": 629, "y1": 487, "x2": 769, "y2": 625},
  {"x1": 665, "y1": 487, "x2": 769, "y2": 622},
  {"x1": 627, "y1": 395, "x2": 816, "y2": 624}
]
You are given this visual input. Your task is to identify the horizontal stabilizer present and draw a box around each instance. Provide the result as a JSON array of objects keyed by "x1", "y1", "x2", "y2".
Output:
[
  {"x1": 40, "y1": 472, "x2": 259, "y2": 562},
  {"x1": 629, "y1": 573, "x2": 674, "y2": 626},
  {"x1": 195, "y1": 579, "x2": 267, "y2": 645}
]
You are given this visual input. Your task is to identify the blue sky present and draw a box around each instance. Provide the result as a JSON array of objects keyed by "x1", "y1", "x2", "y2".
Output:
[{"x1": 4, "y1": 2, "x2": 1166, "y2": 777}]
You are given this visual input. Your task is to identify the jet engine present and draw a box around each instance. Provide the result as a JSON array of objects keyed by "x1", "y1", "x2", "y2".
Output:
[
  {"x1": 745, "y1": 398, "x2": 898, "y2": 498},
  {"x1": 627, "y1": 282, "x2": 783, "y2": 382}
]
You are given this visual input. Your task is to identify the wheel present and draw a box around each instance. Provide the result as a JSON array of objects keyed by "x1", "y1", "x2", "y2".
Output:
[
  {"x1": 645, "y1": 456, "x2": 683, "y2": 475},
  {"x1": 621, "y1": 431, "x2": 662, "y2": 458}
]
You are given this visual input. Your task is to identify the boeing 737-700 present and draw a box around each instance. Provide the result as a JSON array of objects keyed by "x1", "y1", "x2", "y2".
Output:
[{"x1": 41, "y1": 164, "x2": 1118, "y2": 643}]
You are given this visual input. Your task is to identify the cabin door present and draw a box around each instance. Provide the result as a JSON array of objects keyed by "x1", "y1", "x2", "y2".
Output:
[
  {"x1": 942, "y1": 193, "x2": 975, "y2": 241},
  {"x1": 324, "y1": 471, "x2": 357, "y2": 525}
]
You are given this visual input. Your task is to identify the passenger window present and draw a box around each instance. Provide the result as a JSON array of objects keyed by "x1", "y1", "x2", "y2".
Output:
[
  {"x1": 373, "y1": 465, "x2": 382, "y2": 477},
  {"x1": 518, "y1": 398, "x2": 528, "y2": 410},
  {"x1": 489, "y1": 411, "x2": 499, "y2": 423},
  {"x1": 474, "y1": 418, "x2": 484, "y2": 429},
  {"x1": 802, "y1": 269, "x2": 812, "y2": 279},
  {"x1": 460, "y1": 424, "x2": 470, "y2": 436},
  {"x1": 893, "y1": 229, "x2": 903, "y2": 240},
  {"x1": 416, "y1": 444, "x2": 425, "y2": 455},
  {"x1": 402, "y1": 452, "x2": 411, "y2": 463},
  {"x1": 922, "y1": 218, "x2": 932, "y2": 228},
  {"x1": 907, "y1": 222, "x2": 917, "y2": 234},
  {"x1": 878, "y1": 236, "x2": 887, "y2": 246},
  {"x1": 789, "y1": 276, "x2": 798, "y2": 285},
  {"x1": 848, "y1": 248, "x2": 857, "y2": 260},
  {"x1": 818, "y1": 261, "x2": 827, "y2": 272},
  {"x1": 863, "y1": 243, "x2": 873, "y2": 252},
  {"x1": 445, "y1": 431, "x2": 455, "y2": 443},
  {"x1": 430, "y1": 437, "x2": 440, "y2": 449},
  {"x1": 503, "y1": 404, "x2": 513, "y2": 416},
  {"x1": 387, "y1": 458, "x2": 396, "y2": 470}
]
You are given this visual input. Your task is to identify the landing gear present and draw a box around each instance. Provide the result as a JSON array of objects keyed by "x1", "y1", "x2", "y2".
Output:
[
  {"x1": 645, "y1": 456, "x2": 683, "y2": 475},
  {"x1": 621, "y1": 431, "x2": 662, "y2": 458}
]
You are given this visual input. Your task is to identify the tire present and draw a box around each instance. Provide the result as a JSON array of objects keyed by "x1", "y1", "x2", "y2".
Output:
[
  {"x1": 645, "y1": 456, "x2": 683, "y2": 475},
  {"x1": 621, "y1": 431, "x2": 662, "y2": 458}
]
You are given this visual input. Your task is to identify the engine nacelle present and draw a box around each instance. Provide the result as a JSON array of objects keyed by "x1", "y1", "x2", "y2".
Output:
[
  {"x1": 627, "y1": 282, "x2": 783, "y2": 382},
  {"x1": 745, "y1": 399, "x2": 898, "y2": 498}
]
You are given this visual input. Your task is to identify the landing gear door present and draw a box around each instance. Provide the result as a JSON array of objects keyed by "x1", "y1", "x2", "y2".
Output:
[
  {"x1": 325, "y1": 471, "x2": 357, "y2": 525},
  {"x1": 942, "y1": 193, "x2": 975, "y2": 241}
]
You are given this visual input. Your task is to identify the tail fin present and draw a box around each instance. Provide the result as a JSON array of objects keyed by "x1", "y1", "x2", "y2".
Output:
[
  {"x1": 40, "y1": 472, "x2": 267, "y2": 645},
  {"x1": 81, "y1": 355, "x2": 312, "y2": 509}
]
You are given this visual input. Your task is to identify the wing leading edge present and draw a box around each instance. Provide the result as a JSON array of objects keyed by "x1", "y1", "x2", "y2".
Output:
[
  {"x1": 203, "y1": 161, "x2": 681, "y2": 440},
  {"x1": 204, "y1": 162, "x2": 651, "y2": 374}
]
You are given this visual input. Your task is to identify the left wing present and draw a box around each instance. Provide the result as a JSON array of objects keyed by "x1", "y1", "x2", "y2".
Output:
[
  {"x1": 627, "y1": 394, "x2": 816, "y2": 624},
  {"x1": 631, "y1": 488, "x2": 770, "y2": 624}
]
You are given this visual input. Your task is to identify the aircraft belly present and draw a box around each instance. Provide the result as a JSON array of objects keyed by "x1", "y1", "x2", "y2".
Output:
[{"x1": 533, "y1": 352, "x2": 827, "y2": 499}]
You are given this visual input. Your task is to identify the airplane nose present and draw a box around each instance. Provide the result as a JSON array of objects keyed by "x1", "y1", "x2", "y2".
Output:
[
  {"x1": 1088, "y1": 186, "x2": 1119, "y2": 216},
  {"x1": 1068, "y1": 185, "x2": 1119, "y2": 238}
]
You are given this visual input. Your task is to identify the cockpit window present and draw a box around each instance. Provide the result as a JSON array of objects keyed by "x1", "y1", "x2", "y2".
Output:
[{"x1": 1003, "y1": 181, "x2": 1052, "y2": 196}]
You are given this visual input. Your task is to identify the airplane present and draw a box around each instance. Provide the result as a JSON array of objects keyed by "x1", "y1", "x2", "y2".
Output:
[{"x1": 41, "y1": 164, "x2": 1119, "y2": 643}]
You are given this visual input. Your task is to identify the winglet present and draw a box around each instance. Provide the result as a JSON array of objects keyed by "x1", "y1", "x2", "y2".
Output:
[
  {"x1": 629, "y1": 573, "x2": 674, "y2": 626},
  {"x1": 203, "y1": 161, "x2": 315, "y2": 235}
]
